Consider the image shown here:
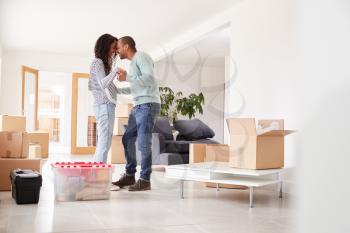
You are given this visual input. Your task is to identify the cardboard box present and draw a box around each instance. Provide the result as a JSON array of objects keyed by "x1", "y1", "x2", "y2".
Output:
[
  {"x1": 205, "y1": 144, "x2": 231, "y2": 162},
  {"x1": 108, "y1": 135, "x2": 126, "y2": 164},
  {"x1": 227, "y1": 118, "x2": 295, "y2": 169},
  {"x1": 116, "y1": 103, "x2": 133, "y2": 118},
  {"x1": 0, "y1": 132, "x2": 24, "y2": 158},
  {"x1": 0, "y1": 115, "x2": 26, "y2": 132},
  {"x1": 0, "y1": 158, "x2": 41, "y2": 190},
  {"x1": 29, "y1": 144, "x2": 42, "y2": 158},
  {"x1": 189, "y1": 144, "x2": 206, "y2": 163},
  {"x1": 205, "y1": 144, "x2": 246, "y2": 189},
  {"x1": 113, "y1": 117, "x2": 129, "y2": 135},
  {"x1": 189, "y1": 144, "x2": 230, "y2": 163},
  {"x1": 22, "y1": 132, "x2": 49, "y2": 158}
]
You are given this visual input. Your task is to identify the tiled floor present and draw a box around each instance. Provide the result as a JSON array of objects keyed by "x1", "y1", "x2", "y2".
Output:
[{"x1": 0, "y1": 153, "x2": 296, "y2": 233}]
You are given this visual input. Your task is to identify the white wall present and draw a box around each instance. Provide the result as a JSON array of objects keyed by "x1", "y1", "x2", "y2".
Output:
[
  {"x1": 223, "y1": 56, "x2": 231, "y2": 144},
  {"x1": 223, "y1": 3, "x2": 350, "y2": 229},
  {"x1": 155, "y1": 61, "x2": 225, "y2": 143},
  {"x1": 0, "y1": 42, "x2": 3, "y2": 94},
  {"x1": 227, "y1": 0, "x2": 298, "y2": 193},
  {"x1": 297, "y1": 0, "x2": 350, "y2": 232},
  {"x1": 0, "y1": 50, "x2": 92, "y2": 115}
]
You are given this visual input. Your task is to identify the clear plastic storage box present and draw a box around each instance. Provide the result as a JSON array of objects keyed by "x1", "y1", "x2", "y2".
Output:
[{"x1": 52, "y1": 162, "x2": 113, "y2": 201}]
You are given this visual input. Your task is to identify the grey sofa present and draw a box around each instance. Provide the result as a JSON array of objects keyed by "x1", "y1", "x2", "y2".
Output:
[{"x1": 136, "y1": 117, "x2": 218, "y2": 165}]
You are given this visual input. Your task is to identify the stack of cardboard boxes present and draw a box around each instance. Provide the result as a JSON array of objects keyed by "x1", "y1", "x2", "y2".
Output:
[
  {"x1": 0, "y1": 115, "x2": 49, "y2": 191},
  {"x1": 190, "y1": 118, "x2": 295, "y2": 189},
  {"x1": 108, "y1": 103, "x2": 133, "y2": 164}
]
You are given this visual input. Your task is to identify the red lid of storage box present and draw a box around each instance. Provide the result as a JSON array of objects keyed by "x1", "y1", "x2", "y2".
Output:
[{"x1": 51, "y1": 162, "x2": 112, "y2": 169}]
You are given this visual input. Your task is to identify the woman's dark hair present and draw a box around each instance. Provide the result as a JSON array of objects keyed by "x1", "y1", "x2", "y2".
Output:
[{"x1": 94, "y1": 34, "x2": 118, "y2": 74}]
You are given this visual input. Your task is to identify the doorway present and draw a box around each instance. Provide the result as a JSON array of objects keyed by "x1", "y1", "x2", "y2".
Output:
[{"x1": 38, "y1": 71, "x2": 72, "y2": 154}]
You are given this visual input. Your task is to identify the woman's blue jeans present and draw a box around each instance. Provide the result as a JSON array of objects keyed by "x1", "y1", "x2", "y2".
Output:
[{"x1": 93, "y1": 103, "x2": 115, "y2": 163}]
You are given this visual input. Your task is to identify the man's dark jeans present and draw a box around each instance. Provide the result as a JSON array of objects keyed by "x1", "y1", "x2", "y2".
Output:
[{"x1": 123, "y1": 103, "x2": 160, "y2": 181}]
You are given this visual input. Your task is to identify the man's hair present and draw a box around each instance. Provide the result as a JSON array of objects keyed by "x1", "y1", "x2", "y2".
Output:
[{"x1": 120, "y1": 36, "x2": 137, "y2": 52}]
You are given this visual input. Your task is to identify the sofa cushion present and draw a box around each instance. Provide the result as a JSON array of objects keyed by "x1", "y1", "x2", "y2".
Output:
[
  {"x1": 153, "y1": 117, "x2": 173, "y2": 140},
  {"x1": 174, "y1": 119, "x2": 215, "y2": 141}
]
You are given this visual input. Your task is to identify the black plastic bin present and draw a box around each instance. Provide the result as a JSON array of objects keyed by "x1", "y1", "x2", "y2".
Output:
[{"x1": 10, "y1": 169, "x2": 42, "y2": 204}]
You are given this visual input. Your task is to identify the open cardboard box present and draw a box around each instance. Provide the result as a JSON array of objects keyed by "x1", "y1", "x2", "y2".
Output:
[{"x1": 227, "y1": 118, "x2": 295, "y2": 169}]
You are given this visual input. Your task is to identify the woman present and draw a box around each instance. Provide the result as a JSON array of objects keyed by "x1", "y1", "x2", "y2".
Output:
[{"x1": 88, "y1": 34, "x2": 118, "y2": 163}]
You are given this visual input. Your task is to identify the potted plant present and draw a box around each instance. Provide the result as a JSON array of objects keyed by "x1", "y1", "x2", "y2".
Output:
[{"x1": 159, "y1": 86, "x2": 205, "y2": 123}]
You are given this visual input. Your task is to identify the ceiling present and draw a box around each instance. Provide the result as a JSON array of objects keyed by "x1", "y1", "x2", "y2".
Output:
[
  {"x1": 160, "y1": 27, "x2": 230, "y2": 66},
  {"x1": 0, "y1": 0, "x2": 237, "y2": 57}
]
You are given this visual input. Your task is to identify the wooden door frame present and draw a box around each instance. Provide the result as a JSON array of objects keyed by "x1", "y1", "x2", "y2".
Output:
[
  {"x1": 71, "y1": 72, "x2": 96, "y2": 154},
  {"x1": 21, "y1": 65, "x2": 39, "y2": 130}
]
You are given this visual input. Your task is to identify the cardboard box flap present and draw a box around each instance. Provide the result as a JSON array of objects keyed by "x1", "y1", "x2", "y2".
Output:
[
  {"x1": 258, "y1": 119, "x2": 284, "y2": 130},
  {"x1": 226, "y1": 118, "x2": 256, "y2": 135},
  {"x1": 282, "y1": 130, "x2": 295, "y2": 136},
  {"x1": 258, "y1": 130, "x2": 295, "y2": 136}
]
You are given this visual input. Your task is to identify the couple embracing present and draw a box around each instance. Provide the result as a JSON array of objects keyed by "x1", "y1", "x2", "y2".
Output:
[{"x1": 88, "y1": 34, "x2": 160, "y2": 191}]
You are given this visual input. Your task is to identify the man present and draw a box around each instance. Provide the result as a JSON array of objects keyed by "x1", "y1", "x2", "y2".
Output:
[{"x1": 112, "y1": 36, "x2": 161, "y2": 191}]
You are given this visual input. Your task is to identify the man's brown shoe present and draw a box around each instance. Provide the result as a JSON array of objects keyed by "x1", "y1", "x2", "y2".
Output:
[
  {"x1": 128, "y1": 179, "x2": 151, "y2": 191},
  {"x1": 112, "y1": 173, "x2": 135, "y2": 188}
]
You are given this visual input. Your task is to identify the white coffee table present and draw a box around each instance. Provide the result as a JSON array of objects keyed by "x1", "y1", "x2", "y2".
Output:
[{"x1": 165, "y1": 162, "x2": 286, "y2": 208}]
